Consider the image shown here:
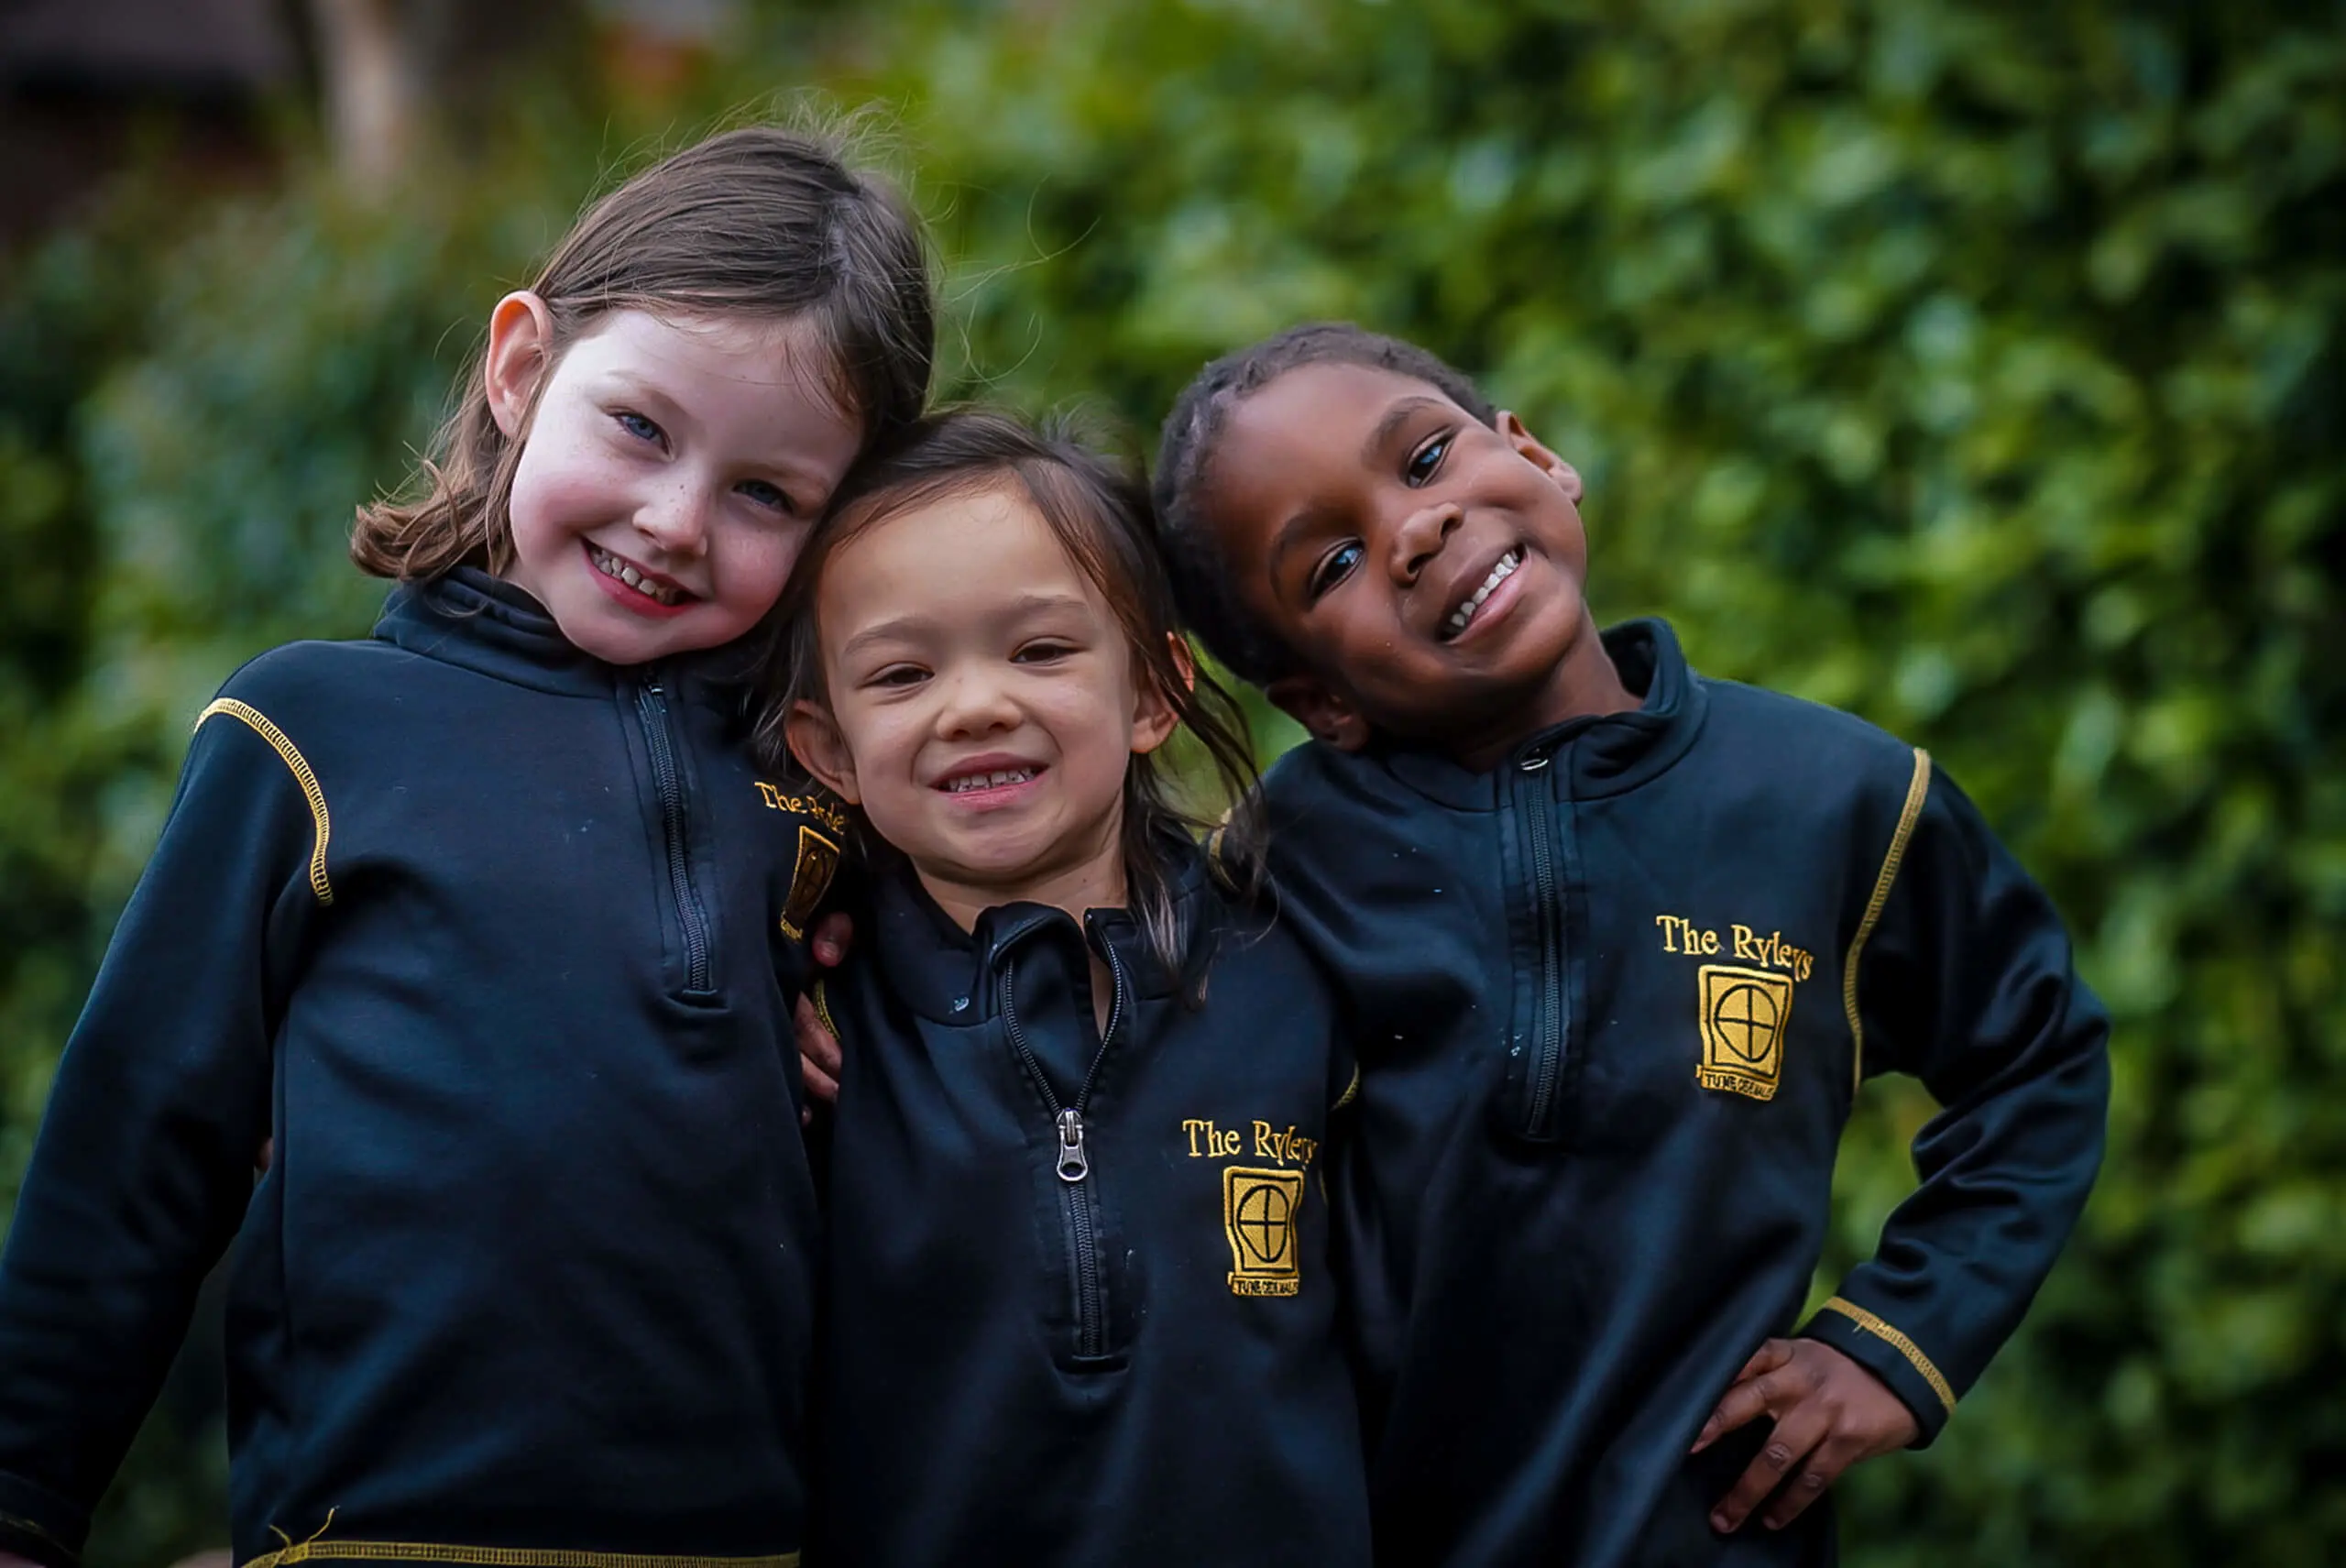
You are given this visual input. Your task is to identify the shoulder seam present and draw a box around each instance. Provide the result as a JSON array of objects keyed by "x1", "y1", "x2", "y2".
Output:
[
  {"x1": 195, "y1": 698, "x2": 334, "y2": 906},
  {"x1": 1817, "y1": 1295, "x2": 1957, "y2": 1416},
  {"x1": 1843, "y1": 746, "x2": 1930, "y2": 1092}
]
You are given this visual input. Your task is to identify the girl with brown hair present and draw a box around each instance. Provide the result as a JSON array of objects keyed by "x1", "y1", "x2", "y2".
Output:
[{"x1": 0, "y1": 124, "x2": 932, "y2": 1568}]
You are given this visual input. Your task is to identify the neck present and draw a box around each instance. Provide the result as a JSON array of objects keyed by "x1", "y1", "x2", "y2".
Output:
[
  {"x1": 1443, "y1": 612, "x2": 1639, "y2": 773},
  {"x1": 916, "y1": 817, "x2": 1130, "y2": 938}
]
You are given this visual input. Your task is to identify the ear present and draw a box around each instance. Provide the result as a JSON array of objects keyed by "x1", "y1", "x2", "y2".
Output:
[
  {"x1": 1130, "y1": 635, "x2": 1194, "y2": 757},
  {"x1": 484, "y1": 291, "x2": 557, "y2": 440},
  {"x1": 1266, "y1": 673, "x2": 1372, "y2": 752},
  {"x1": 785, "y1": 700, "x2": 861, "y2": 805},
  {"x1": 1496, "y1": 410, "x2": 1583, "y2": 506},
  {"x1": 1166, "y1": 631, "x2": 1199, "y2": 693}
]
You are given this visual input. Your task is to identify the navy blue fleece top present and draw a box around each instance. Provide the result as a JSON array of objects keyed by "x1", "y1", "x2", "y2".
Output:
[{"x1": 0, "y1": 570, "x2": 839, "y2": 1568}]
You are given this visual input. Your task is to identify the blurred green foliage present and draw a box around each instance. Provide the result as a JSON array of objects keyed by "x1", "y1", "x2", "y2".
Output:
[{"x1": 3, "y1": 0, "x2": 2340, "y2": 1563}]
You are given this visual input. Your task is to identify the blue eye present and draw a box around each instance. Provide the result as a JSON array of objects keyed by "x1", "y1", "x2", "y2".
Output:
[
  {"x1": 739, "y1": 478, "x2": 794, "y2": 513},
  {"x1": 616, "y1": 411, "x2": 663, "y2": 444},
  {"x1": 1407, "y1": 433, "x2": 1452, "y2": 486},
  {"x1": 1308, "y1": 542, "x2": 1364, "y2": 601}
]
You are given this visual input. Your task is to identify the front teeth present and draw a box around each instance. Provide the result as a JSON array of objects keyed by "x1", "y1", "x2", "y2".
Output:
[
  {"x1": 590, "y1": 544, "x2": 684, "y2": 606},
  {"x1": 1445, "y1": 549, "x2": 1521, "y2": 636},
  {"x1": 948, "y1": 768, "x2": 1036, "y2": 794}
]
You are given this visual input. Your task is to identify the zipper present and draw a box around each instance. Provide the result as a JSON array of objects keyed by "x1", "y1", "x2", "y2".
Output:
[
  {"x1": 635, "y1": 673, "x2": 712, "y2": 994},
  {"x1": 1516, "y1": 747, "x2": 1568, "y2": 1138},
  {"x1": 1002, "y1": 936, "x2": 1129, "y2": 1360}
]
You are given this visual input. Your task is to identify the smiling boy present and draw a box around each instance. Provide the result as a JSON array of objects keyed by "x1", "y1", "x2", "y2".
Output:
[{"x1": 1151, "y1": 323, "x2": 2110, "y2": 1566}]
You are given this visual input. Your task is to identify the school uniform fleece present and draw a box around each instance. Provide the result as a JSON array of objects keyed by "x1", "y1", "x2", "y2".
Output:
[
  {"x1": 815, "y1": 850, "x2": 1370, "y2": 1568},
  {"x1": 0, "y1": 569, "x2": 842, "y2": 1568},
  {"x1": 1259, "y1": 619, "x2": 2110, "y2": 1568}
]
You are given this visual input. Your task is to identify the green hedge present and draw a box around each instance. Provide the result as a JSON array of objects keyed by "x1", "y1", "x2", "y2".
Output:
[{"x1": 2, "y1": 1, "x2": 2339, "y2": 1562}]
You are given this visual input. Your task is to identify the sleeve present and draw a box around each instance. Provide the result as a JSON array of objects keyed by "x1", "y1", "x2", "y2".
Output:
[
  {"x1": 0, "y1": 698, "x2": 324, "y2": 1566},
  {"x1": 1797, "y1": 757, "x2": 2110, "y2": 1448}
]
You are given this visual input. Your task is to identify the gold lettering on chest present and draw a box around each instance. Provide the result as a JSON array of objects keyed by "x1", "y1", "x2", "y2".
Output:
[{"x1": 1654, "y1": 913, "x2": 1814, "y2": 981}]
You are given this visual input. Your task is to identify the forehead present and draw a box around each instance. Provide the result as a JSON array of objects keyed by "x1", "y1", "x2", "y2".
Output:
[
  {"x1": 1203, "y1": 361, "x2": 1470, "y2": 536},
  {"x1": 822, "y1": 480, "x2": 1107, "y2": 616},
  {"x1": 568, "y1": 310, "x2": 858, "y2": 419}
]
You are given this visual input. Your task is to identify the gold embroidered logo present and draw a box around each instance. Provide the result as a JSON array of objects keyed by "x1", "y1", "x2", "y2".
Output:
[
  {"x1": 778, "y1": 825, "x2": 841, "y2": 941},
  {"x1": 755, "y1": 781, "x2": 850, "y2": 835},
  {"x1": 1696, "y1": 964, "x2": 1794, "y2": 1102},
  {"x1": 1222, "y1": 1166, "x2": 1303, "y2": 1297}
]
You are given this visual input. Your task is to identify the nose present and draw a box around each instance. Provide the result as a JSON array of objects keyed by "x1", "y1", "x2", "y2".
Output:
[
  {"x1": 935, "y1": 663, "x2": 1022, "y2": 742},
  {"x1": 635, "y1": 479, "x2": 711, "y2": 559},
  {"x1": 1386, "y1": 499, "x2": 1462, "y2": 586}
]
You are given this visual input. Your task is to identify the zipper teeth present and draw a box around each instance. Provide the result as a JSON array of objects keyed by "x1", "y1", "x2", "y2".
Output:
[
  {"x1": 1065, "y1": 1177, "x2": 1103, "y2": 1356},
  {"x1": 637, "y1": 679, "x2": 711, "y2": 992},
  {"x1": 1002, "y1": 952, "x2": 1122, "y2": 1359},
  {"x1": 1522, "y1": 757, "x2": 1564, "y2": 1134},
  {"x1": 1077, "y1": 944, "x2": 1129, "y2": 1110}
]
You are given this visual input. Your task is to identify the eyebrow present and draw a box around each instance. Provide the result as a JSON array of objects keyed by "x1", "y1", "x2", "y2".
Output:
[
  {"x1": 1362, "y1": 395, "x2": 1450, "y2": 467},
  {"x1": 835, "y1": 591, "x2": 1095, "y2": 663}
]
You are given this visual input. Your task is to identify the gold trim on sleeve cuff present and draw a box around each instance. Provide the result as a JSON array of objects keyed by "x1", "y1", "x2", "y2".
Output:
[{"x1": 1817, "y1": 1295, "x2": 1957, "y2": 1416}]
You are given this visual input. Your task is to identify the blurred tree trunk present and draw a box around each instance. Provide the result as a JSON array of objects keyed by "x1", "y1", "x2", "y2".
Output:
[{"x1": 305, "y1": 0, "x2": 583, "y2": 195}]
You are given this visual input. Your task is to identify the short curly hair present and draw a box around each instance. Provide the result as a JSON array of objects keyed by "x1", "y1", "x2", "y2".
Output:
[{"x1": 1152, "y1": 323, "x2": 1496, "y2": 685}]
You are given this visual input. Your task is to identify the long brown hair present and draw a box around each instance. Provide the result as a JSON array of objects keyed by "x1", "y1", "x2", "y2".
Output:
[
  {"x1": 762, "y1": 409, "x2": 1266, "y2": 977},
  {"x1": 352, "y1": 122, "x2": 935, "y2": 581}
]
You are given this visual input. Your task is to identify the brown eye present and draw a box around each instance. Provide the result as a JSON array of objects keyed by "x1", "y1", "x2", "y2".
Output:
[
  {"x1": 1308, "y1": 541, "x2": 1365, "y2": 601},
  {"x1": 1406, "y1": 433, "x2": 1452, "y2": 486}
]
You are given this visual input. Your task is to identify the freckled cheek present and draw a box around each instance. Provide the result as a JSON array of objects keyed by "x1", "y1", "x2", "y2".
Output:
[{"x1": 705, "y1": 527, "x2": 800, "y2": 621}]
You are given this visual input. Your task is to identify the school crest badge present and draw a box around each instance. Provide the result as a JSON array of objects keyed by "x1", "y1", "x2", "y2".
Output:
[
  {"x1": 1223, "y1": 1166, "x2": 1303, "y2": 1297},
  {"x1": 778, "y1": 825, "x2": 841, "y2": 941},
  {"x1": 1695, "y1": 964, "x2": 1793, "y2": 1102}
]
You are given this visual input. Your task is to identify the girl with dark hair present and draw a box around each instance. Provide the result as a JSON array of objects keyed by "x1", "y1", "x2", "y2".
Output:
[
  {"x1": 774, "y1": 409, "x2": 1370, "y2": 1567},
  {"x1": 0, "y1": 123, "x2": 933, "y2": 1568}
]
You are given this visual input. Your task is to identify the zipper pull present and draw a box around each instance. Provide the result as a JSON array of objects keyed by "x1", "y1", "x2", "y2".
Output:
[
  {"x1": 1055, "y1": 1107, "x2": 1091, "y2": 1183},
  {"x1": 1519, "y1": 749, "x2": 1551, "y2": 773}
]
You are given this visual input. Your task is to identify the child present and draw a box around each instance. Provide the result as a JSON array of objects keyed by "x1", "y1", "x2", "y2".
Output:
[
  {"x1": 1149, "y1": 323, "x2": 2111, "y2": 1566},
  {"x1": 0, "y1": 126, "x2": 932, "y2": 1568},
  {"x1": 773, "y1": 410, "x2": 1370, "y2": 1567}
]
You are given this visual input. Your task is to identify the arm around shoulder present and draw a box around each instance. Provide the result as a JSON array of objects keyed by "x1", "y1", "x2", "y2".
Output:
[
  {"x1": 1799, "y1": 761, "x2": 2111, "y2": 1443},
  {"x1": 0, "y1": 689, "x2": 329, "y2": 1563}
]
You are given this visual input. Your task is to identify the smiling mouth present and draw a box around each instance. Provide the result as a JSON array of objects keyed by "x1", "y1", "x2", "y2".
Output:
[
  {"x1": 588, "y1": 543, "x2": 690, "y2": 606},
  {"x1": 1442, "y1": 548, "x2": 1521, "y2": 640},
  {"x1": 940, "y1": 766, "x2": 1043, "y2": 795}
]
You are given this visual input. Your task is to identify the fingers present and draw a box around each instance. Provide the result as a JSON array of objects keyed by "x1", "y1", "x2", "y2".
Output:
[
  {"x1": 1760, "y1": 1430, "x2": 1866, "y2": 1531},
  {"x1": 1734, "y1": 1338, "x2": 1796, "y2": 1385},
  {"x1": 1691, "y1": 1369, "x2": 1777, "y2": 1454},
  {"x1": 795, "y1": 995, "x2": 844, "y2": 1082},
  {"x1": 1694, "y1": 1339, "x2": 1798, "y2": 1452},
  {"x1": 256, "y1": 1137, "x2": 274, "y2": 1173},
  {"x1": 811, "y1": 911, "x2": 854, "y2": 969},
  {"x1": 1709, "y1": 1402, "x2": 1833, "y2": 1536}
]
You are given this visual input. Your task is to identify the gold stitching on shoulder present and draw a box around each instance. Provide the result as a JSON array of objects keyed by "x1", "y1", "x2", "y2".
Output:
[
  {"x1": 1818, "y1": 1294, "x2": 1957, "y2": 1416},
  {"x1": 1844, "y1": 748, "x2": 1930, "y2": 1093},
  {"x1": 198, "y1": 698, "x2": 334, "y2": 906},
  {"x1": 244, "y1": 1540, "x2": 796, "y2": 1568},
  {"x1": 1331, "y1": 1063, "x2": 1361, "y2": 1112}
]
